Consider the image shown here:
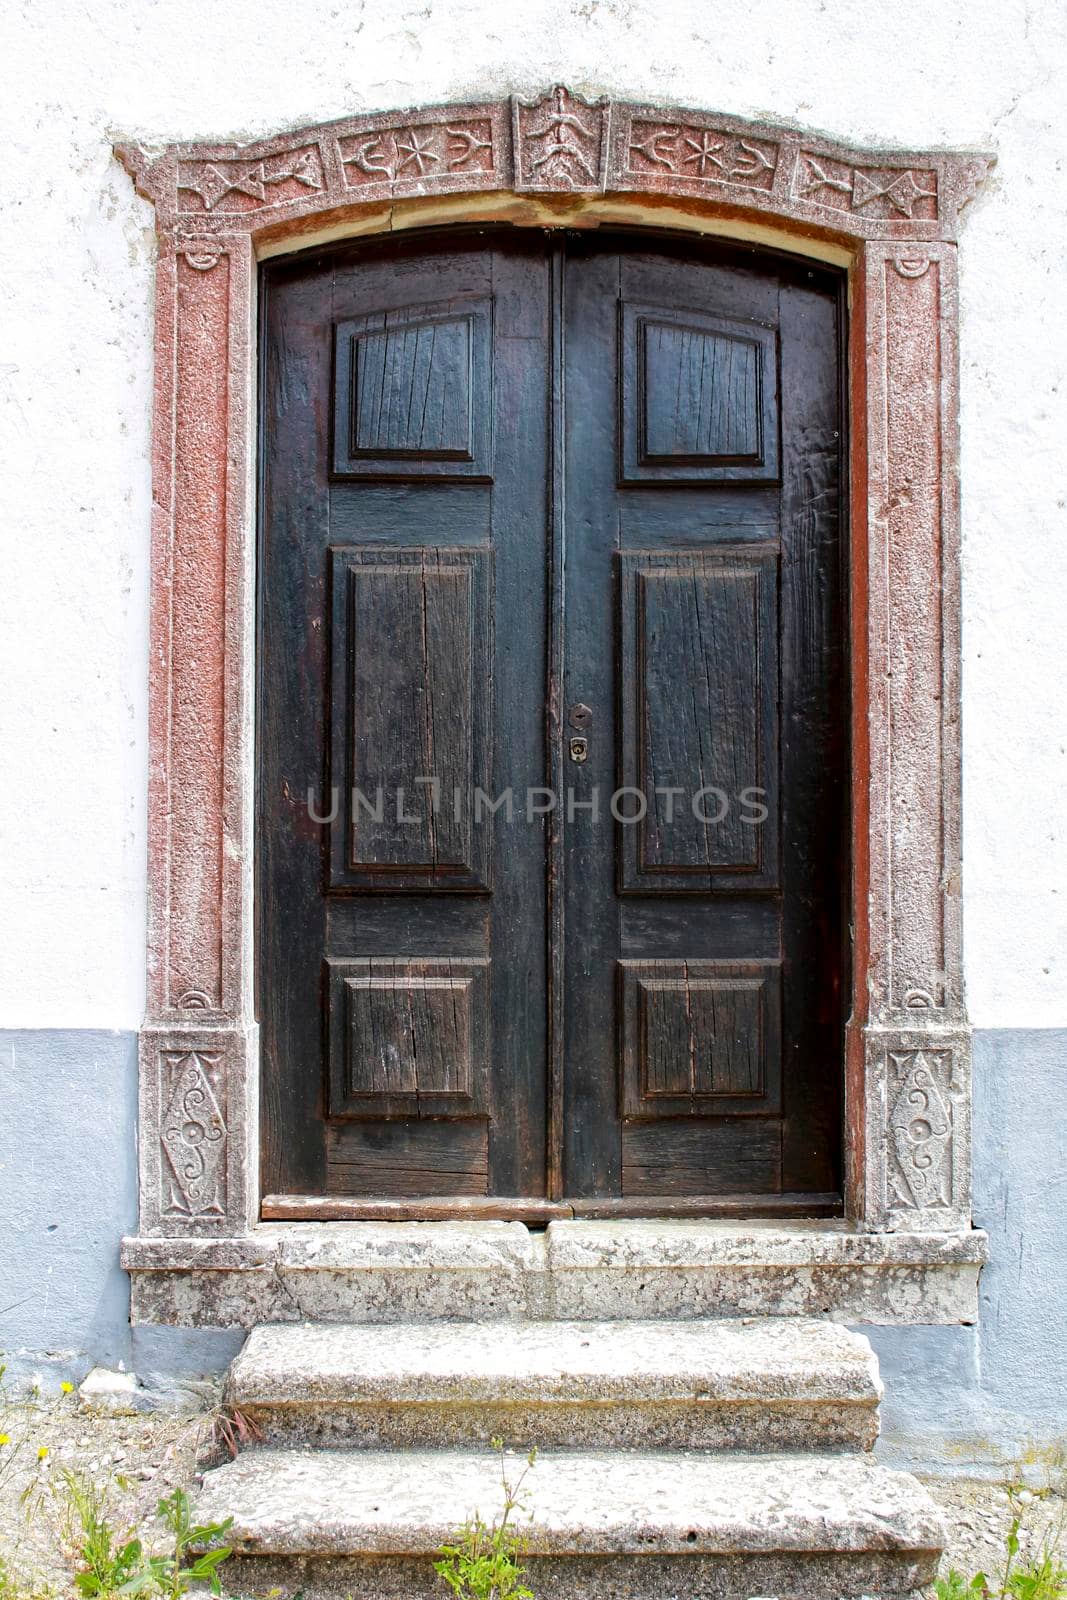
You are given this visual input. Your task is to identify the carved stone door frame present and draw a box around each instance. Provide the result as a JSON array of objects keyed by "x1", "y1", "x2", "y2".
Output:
[{"x1": 116, "y1": 88, "x2": 992, "y2": 1244}]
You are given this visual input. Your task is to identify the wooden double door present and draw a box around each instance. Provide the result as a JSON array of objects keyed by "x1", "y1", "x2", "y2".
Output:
[{"x1": 258, "y1": 227, "x2": 848, "y2": 1217}]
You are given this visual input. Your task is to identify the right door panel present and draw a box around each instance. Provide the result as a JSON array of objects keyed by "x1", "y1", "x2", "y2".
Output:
[{"x1": 561, "y1": 232, "x2": 847, "y2": 1203}]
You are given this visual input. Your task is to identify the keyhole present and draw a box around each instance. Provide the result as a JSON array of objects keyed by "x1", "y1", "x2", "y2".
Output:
[{"x1": 569, "y1": 736, "x2": 589, "y2": 764}]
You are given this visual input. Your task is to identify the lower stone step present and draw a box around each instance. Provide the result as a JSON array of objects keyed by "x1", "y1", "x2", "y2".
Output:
[
  {"x1": 197, "y1": 1446, "x2": 944, "y2": 1599},
  {"x1": 226, "y1": 1317, "x2": 881, "y2": 1451}
]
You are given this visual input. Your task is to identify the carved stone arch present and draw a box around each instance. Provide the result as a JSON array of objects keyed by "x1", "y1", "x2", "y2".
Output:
[{"x1": 115, "y1": 88, "x2": 993, "y2": 1241}]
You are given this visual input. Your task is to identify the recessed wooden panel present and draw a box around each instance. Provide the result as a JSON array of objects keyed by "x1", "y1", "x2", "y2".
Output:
[
  {"x1": 619, "y1": 959, "x2": 782, "y2": 1118},
  {"x1": 333, "y1": 298, "x2": 493, "y2": 480},
  {"x1": 328, "y1": 546, "x2": 492, "y2": 891},
  {"x1": 618, "y1": 547, "x2": 779, "y2": 893},
  {"x1": 620, "y1": 302, "x2": 778, "y2": 483},
  {"x1": 327, "y1": 957, "x2": 490, "y2": 1119},
  {"x1": 326, "y1": 1120, "x2": 489, "y2": 1196}
]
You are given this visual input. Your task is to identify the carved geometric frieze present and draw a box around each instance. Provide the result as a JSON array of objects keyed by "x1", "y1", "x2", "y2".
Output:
[
  {"x1": 116, "y1": 88, "x2": 993, "y2": 246},
  {"x1": 794, "y1": 152, "x2": 938, "y2": 221},
  {"x1": 338, "y1": 119, "x2": 497, "y2": 190},
  {"x1": 178, "y1": 146, "x2": 325, "y2": 213}
]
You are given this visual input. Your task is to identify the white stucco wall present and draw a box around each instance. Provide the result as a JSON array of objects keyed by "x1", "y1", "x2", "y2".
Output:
[{"x1": 0, "y1": 0, "x2": 1064, "y2": 1030}]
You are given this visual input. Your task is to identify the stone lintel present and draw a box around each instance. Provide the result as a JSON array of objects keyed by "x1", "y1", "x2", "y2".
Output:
[{"x1": 116, "y1": 88, "x2": 992, "y2": 247}]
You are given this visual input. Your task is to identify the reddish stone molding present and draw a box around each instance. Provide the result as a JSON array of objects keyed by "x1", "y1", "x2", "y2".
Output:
[
  {"x1": 115, "y1": 89, "x2": 993, "y2": 1239},
  {"x1": 117, "y1": 87, "x2": 990, "y2": 245}
]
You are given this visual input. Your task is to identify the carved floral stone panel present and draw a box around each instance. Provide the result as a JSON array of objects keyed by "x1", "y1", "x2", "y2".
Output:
[
  {"x1": 888, "y1": 1049, "x2": 955, "y2": 1210},
  {"x1": 337, "y1": 119, "x2": 497, "y2": 189},
  {"x1": 160, "y1": 1048, "x2": 227, "y2": 1218},
  {"x1": 512, "y1": 86, "x2": 609, "y2": 191},
  {"x1": 626, "y1": 120, "x2": 779, "y2": 189},
  {"x1": 864, "y1": 1029, "x2": 972, "y2": 1232}
]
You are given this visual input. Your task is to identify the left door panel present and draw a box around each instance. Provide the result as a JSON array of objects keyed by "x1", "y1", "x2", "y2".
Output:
[{"x1": 258, "y1": 232, "x2": 551, "y2": 1202}]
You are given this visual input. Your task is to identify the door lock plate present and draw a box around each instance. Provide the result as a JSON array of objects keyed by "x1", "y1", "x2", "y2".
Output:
[{"x1": 569, "y1": 735, "x2": 589, "y2": 764}]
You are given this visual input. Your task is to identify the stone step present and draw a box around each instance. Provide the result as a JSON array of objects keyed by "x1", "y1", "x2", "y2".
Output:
[
  {"x1": 197, "y1": 1445, "x2": 944, "y2": 1599},
  {"x1": 125, "y1": 1219, "x2": 987, "y2": 1329},
  {"x1": 226, "y1": 1317, "x2": 881, "y2": 1451}
]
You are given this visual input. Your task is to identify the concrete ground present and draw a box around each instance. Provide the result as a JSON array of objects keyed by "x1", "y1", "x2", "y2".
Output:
[{"x1": 0, "y1": 1391, "x2": 1063, "y2": 1597}]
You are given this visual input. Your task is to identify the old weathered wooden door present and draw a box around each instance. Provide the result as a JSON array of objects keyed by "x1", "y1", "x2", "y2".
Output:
[{"x1": 258, "y1": 227, "x2": 847, "y2": 1215}]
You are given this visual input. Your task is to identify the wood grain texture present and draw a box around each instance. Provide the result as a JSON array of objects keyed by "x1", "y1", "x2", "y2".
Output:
[
  {"x1": 259, "y1": 227, "x2": 846, "y2": 1208},
  {"x1": 618, "y1": 958, "x2": 783, "y2": 1118},
  {"x1": 259, "y1": 233, "x2": 548, "y2": 1201},
  {"x1": 263, "y1": 1192, "x2": 568, "y2": 1220},
  {"x1": 619, "y1": 301, "x2": 779, "y2": 483},
  {"x1": 325, "y1": 956, "x2": 489, "y2": 1119},
  {"x1": 262, "y1": 1191, "x2": 841, "y2": 1219},
  {"x1": 332, "y1": 298, "x2": 493, "y2": 479},
  {"x1": 618, "y1": 546, "x2": 779, "y2": 892},
  {"x1": 325, "y1": 1120, "x2": 489, "y2": 1197},
  {"x1": 621, "y1": 1120, "x2": 782, "y2": 1196},
  {"x1": 327, "y1": 546, "x2": 492, "y2": 891}
]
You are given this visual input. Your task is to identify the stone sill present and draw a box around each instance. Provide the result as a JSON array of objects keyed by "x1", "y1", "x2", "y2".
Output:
[{"x1": 123, "y1": 1219, "x2": 987, "y2": 1329}]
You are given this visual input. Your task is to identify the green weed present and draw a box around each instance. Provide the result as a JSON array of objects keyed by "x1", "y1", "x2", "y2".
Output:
[
  {"x1": 59, "y1": 1469, "x2": 147, "y2": 1598},
  {"x1": 936, "y1": 1492, "x2": 1067, "y2": 1600},
  {"x1": 0, "y1": 1358, "x2": 75, "y2": 1597},
  {"x1": 0, "y1": 1549, "x2": 54, "y2": 1600},
  {"x1": 143, "y1": 1488, "x2": 232, "y2": 1599},
  {"x1": 28, "y1": 1470, "x2": 231, "y2": 1600},
  {"x1": 434, "y1": 1440, "x2": 537, "y2": 1600}
]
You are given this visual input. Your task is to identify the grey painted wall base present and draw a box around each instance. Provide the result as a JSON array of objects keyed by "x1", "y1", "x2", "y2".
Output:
[
  {"x1": 0, "y1": 1029, "x2": 243, "y2": 1394},
  {"x1": 871, "y1": 1030, "x2": 1067, "y2": 1475},
  {"x1": 0, "y1": 1030, "x2": 137, "y2": 1386},
  {"x1": 2, "y1": 1027, "x2": 1065, "y2": 1474}
]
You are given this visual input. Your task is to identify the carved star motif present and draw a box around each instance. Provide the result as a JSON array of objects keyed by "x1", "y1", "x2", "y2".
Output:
[
  {"x1": 396, "y1": 129, "x2": 441, "y2": 177},
  {"x1": 682, "y1": 131, "x2": 725, "y2": 176}
]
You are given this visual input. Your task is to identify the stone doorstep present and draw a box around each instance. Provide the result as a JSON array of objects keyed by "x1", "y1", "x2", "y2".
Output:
[
  {"x1": 196, "y1": 1447, "x2": 945, "y2": 1599},
  {"x1": 224, "y1": 1318, "x2": 882, "y2": 1452},
  {"x1": 123, "y1": 1219, "x2": 988, "y2": 1328}
]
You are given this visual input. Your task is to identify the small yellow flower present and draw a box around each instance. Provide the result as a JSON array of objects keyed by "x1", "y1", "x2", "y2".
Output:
[
  {"x1": 0, "y1": 1435, "x2": 10, "y2": 1447},
  {"x1": 37, "y1": 1446, "x2": 49, "y2": 1460},
  {"x1": 61, "y1": 1381, "x2": 74, "y2": 1393}
]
